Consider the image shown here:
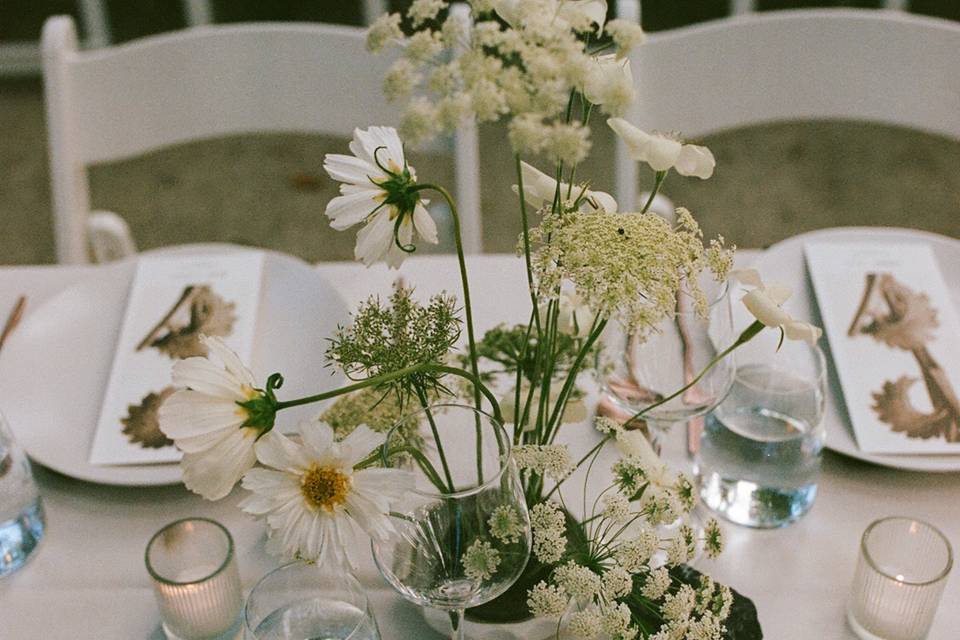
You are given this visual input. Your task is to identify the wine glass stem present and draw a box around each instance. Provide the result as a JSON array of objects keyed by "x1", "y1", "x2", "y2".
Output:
[{"x1": 448, "y1": 608, "x2": 465, "y2": 640}]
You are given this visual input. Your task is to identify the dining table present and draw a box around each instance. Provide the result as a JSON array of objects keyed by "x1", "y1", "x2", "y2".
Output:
[{"x1": 0, "y1": 250, "x2": 958, "y2": 640}]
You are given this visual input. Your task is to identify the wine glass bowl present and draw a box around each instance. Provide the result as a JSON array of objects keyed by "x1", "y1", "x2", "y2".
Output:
[
  {"x1": 371, "y1": 404, "x2": 531, "y2": 639},
  {"x1": 598, "y1": 277, "x2": 735, "y2": 438}
]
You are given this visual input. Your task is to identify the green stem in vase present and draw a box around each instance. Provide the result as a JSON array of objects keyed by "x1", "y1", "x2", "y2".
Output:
[
  {"x1": 413, "y1": 183, "x2": 486, "y2": 483},
  {"x1": 273, "y1": 362, "x2": 428, "y2": 410},
  {"x1": 515, "y1": 154, "x2": 542, "y2": 337},
  {"x1": 415, "y1": 384, "x2": 457, "y2": 493}
]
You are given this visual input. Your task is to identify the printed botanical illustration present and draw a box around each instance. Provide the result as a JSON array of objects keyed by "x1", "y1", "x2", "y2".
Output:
[
  {"x1": 121, "y1": 387, "x2": 176, "y2": 449},
  {"x1": 136, "y1": 285, "x2": 236, "y2": 359},
  {"x1": 849, "y1": 273, "x2": 960, "y2": 442}
]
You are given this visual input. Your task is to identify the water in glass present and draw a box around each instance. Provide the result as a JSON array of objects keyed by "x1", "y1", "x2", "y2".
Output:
[
  {"x1": 0, "y1": 412, "x2": 44, "y2": 577},
  {"x1": 697, "y1": 361, "x2": 825, "y2": 528},
  {"x1": 252, "y1": 598, "x2": 379, "y2": 640}
]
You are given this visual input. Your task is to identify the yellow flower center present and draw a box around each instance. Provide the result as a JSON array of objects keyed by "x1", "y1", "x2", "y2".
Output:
[{"x1": 301, "y1": 465, "x2": 352, "y2": 512}]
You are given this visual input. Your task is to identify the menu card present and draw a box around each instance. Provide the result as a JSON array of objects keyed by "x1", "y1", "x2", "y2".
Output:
[
  {"x1": 805, "y1": 243, "x2": 960, "y2": 454},
  {"x1": 88, "y1": 251, "x2": 265, "y2": 465}
]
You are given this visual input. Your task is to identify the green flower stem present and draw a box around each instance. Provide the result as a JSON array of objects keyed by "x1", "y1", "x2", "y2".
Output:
[
  {"x1": 629, "y1": 319, "x2": 765, "y2": 423},
  {"x1": 273, "y1": 362, "x2": 428, "y2": 411},
  {"x1": 357, "y1": 446, "x2": 449, "y2": 495},
  {"x1": 641, "y1": 170, "x2": 668, "y2": 214},
  {"x1": 544, "y1": 314, "x2": 607, "y2": 444},
  {"x1": 430, "y1": 364, "x2": 503, "y2": 425},
  {"x1": 415, "y1": 385, "x2": 456, "y2": 493},
  {"x1": 413, "y1": 182, "x2": 486, "y2": 482},
  {"x1": 515, "y1": 154, "x2": 542, "y2": 337}
]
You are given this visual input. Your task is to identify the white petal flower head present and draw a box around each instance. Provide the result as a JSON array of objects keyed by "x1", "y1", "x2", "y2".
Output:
[
  {"x1": 608, "y1": 118, "x2": 716, "y2": 179},
  {"x1": 323, "y1": 126, "x2": 438, "y2": 269},
  {"x1": 239, "y1": 421, "x2": 414, "y2": 567},
  {"x1": 491, "y1": 0, "x2": 607, "y2": 31},
  {"x1": 615, "y1": 428, "x2": 672, "y2": 485},
  {"x1": 513, "y1": 161, "x2": 618, "y2": 213},
  {"x1": 159, "y1": 336, "x2": 272, "y2": 500},
  {"x1": 731, "y1": 268, "x2": 823, "y2": 344},
  {"x1": 583, "y1": 55, "x2": 635, "y2": 117}
]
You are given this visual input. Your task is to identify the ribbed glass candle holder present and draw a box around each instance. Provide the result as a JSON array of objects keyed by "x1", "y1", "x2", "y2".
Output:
[
  {"x1": 847, "y1": 517, "x2": 953, "y2": 640},
  {"x1": 145, "y1": 518, "x2": 243, "y2": 640}
]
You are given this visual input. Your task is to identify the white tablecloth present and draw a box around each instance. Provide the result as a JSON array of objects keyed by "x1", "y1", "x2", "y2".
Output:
[{"x1": 0, "y1": 254, "x2": 958, "y2": 640}]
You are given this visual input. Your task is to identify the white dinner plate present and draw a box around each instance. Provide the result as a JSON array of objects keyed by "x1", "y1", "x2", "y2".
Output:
[
  {"x1": 752, "y1": 227, "x2": 960, "y2": 473},
  {"x1": 0, "y1": 249, "x2": 349, "y2": 486}
]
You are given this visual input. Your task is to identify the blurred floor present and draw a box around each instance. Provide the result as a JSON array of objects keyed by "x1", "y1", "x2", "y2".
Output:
[{"x1": 2, "y1": 76, "x2": 959, "y2": 265}]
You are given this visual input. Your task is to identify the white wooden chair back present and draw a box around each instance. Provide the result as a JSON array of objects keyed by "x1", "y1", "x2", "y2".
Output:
[
  {"x1": 42, "y1": 15, "x2": 483, "y2": 263},
  {"x1": 614, "y1": 9, "x2": 960, "y2": 211}
]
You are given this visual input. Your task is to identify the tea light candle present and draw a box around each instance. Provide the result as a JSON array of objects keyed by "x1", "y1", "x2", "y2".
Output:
[
  {"x1": 145, "y1": 518, "x2": 243, "y2": 640},
  {"x1": 847, "y1": 517, "x2": 953, "y2": 640}
]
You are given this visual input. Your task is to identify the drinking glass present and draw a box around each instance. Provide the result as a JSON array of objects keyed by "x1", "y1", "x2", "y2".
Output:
[
  {"x1": 371, "y1": 404, "x2": 531, "y2": 640},
  {"x1": 848, "y1": 517, "x2": 953, "y2": 640},
  {"x1": 0, "y1": 409, "x2": 45, "y2": 578},
  {"x1": 145, "y1": 518, "x2": 243, "y2": 640},
  {"x1": 695, "y1": 332, "x2": 827, "y2": 528},
  {"x1": 598, "y1": 277, "x2": 735, "y2": 452},
  {"x1": 245, "y1": 561, "x2": 381, "y2": 640}
]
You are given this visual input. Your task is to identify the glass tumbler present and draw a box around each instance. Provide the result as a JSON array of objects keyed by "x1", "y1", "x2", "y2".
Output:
[
  {"x1": 0, "y1": 409, "x2": 45, "y2": 577},
  {"x1": 848, "y1": 517, "x2": 953, "y2": 640},
  {"x1": 244, "y1": 561, "x2": 381, "y2": 640},
  {"x1": 695, "y1": 331, "x2": 827, "y2": 528},
  {"x1": 145, "y1": 518, "x2": 243, "y2": 640}
]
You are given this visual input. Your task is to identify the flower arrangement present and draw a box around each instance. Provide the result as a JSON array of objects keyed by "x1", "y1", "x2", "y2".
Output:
[{"x1": 158, "y1": 1, "x2": 821, "y2": 638}]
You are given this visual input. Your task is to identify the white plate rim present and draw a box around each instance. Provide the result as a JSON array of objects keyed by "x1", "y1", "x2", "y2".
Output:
[{"x1": 754, "y1": 226, "x2": 960, "y2": 472}]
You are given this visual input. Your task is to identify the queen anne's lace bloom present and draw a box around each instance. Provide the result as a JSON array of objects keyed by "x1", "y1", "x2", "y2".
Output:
[
  {"x1": 531, "y1": 500, "x2": 567, "y2": 563},
  {"x1": 513, "y1": 444, "x2": 575, "y2": 481},
  {"x1": 601, "y1": 565, "x2": 633, "y2": 599},
  {"x1": 554, "y1": 562, "x2": 602, "y2": 600},
  {"x1": 488, "y1": 505, "x2": 525, "y2": 544},
  {"x1": 528, "y1": 581, "x2": 569, "y2": 617},
  {"x1": 462, "y1": 539, "x2": 501, "y2": 581},
  {"x1": 641, "y1": 567, "x2": 672, "y2": 600}
]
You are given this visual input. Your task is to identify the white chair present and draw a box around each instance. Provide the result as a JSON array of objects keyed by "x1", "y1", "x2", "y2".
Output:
[
  {"x1": 614, "y1": 9, "x2": 960, "y2": 212},
  {"x1": 41, "y1": 15, "x2": 483, "y2": 264}
]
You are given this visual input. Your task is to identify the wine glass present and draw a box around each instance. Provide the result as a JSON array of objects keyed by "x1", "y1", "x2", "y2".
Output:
[
  {"x1": 598, "y1": 276, "x2": 735, "y2": 454},
  {"x1": 371, "y1": 403, "x2": 531, "y2": 640}
]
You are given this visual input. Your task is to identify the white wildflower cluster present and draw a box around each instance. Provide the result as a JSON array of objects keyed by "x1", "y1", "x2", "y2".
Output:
[
  {"x1": 530, "y1": 500, "x2": 567, "y2": 563},
  {"x1": 488, "y1": 504, "x2": 525, "y2": 544},
  {"x1": 512, "y1": 443, "x2": 574, "y2": 480},
  {"x1": 602, "y1": 492, "x2": 631, "y2": 524},
  {"x1": 366, "y1": 0, "x2": 644, "y2": 156},
  {"x1": 644, "y1": 575, "x2": 733, "y2": 640},
  {"x1": 553, "y1": 562, "x2": 602, "y2": 600},
  {"x1": 462, "y1": 539, "x2": 501, "y2": 581},
  {"x1": 530, "y1": 207, "x2": 731, "y2": 336}
]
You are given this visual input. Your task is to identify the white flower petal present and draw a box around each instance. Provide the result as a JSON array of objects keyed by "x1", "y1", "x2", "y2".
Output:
[
  {"x1": 354, "y1": 468, "x2": 415, "y2": 500},
  {"x1": 255, "y1": 430, "x2": 311, "y2": 471},
  {"x1": 784, "y1": 320, "x2": 822, "y2": 344},
  {"x1": 323, "y1": 153, "x2": 382, "y2": 185},
  {"x1": 765, "y1": 283, "x2": 793, "y2": 306},
  {"x1": 586, "y1": 189, "x2": 618, "y2": 213},
  {"x1": 299, "y1": 422, "x2": 336, "y2": 462},
  {"x1": 607, "y1": 118, "x2": 681, "y2": 171},
  {"x1": 159, "y1": 391, "x2": 244, "y2": 439},
  {"x1": 171, "y1": 357, "x2": 249, "y2": 400},
  {"x1": 742, "y1": 289, "x2": 793, "y2": 328},
  {"x1": 181, "y1": 427, "x2": 257, "y2": 500},
  {"x1": 354, "y1": 210, "x2": 395, "y2": 266},
  {"x1": 412, "y1": 203, "x2": 439, "y2": 244},
  {"x1": 558, "y1": 0, "x2": 608, "y2": 29},
  {"x1": 675, "y1": 144, "x2": 716, "y2": 179},
  {"x1": 203, "y1": 336, "x2": 256, "y2": 387},
  {"x1": 339, "y1": 425, "x2": 384, "y2": 467},
  {"x1": 326, "y1": 191, "x2": 379, "y2": 230}
]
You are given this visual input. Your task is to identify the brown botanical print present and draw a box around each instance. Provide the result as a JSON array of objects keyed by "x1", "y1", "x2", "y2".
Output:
[
  {"x1": 136, "y1": 285, "x2": 236, "y2": 359},
  {"x1": 122, "y1": 387, "x2": 176, "y2": 448},
  {"x1": 849, "y1": 273, "x2": 960, "y2": 442}
]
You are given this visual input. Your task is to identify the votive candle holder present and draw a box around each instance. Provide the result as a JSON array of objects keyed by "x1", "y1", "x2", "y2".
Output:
[
  {"x1": 847, "y1": 516, "x2": 953, "y2": 640},
  {"x1": 145, "y1": 518, "x2": 243, "y2": 640}
]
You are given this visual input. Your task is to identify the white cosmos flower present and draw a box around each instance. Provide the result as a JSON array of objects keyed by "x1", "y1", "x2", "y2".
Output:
[
  {"x1": 239, "y1": 421, "x2": 414, "y2": 567},
  {"x1": 608, "y1": 117, "x2": 716, "y2": 179},
  {"x1": 732, "y1": 268, "x2": 823, "y2": 344},
  {"x1": 323, "y1": 126, "x2": 438, "y2": 269},
  {"x1": 159, "y1": 336, "x2": 271, "y2": 500},
  {"x1": 513, "y1": 161, "x2": 618, "y2": 212}
]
